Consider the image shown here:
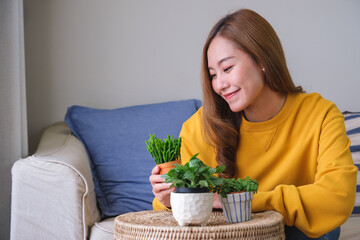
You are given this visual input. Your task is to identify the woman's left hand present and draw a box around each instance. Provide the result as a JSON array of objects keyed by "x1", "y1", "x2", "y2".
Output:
[{"x1": 213, "y1": 193, "x2": 222, "y2": 209}]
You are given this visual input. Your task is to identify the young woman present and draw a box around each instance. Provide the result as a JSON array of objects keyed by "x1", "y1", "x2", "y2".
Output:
[{"x1": 149, "y1": 9, "x2": 357, "y2": 239}]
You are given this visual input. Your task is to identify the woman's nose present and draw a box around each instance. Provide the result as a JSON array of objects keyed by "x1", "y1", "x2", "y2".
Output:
[{"x1": 214, "y1": 74, "x2": 230, "y2": 91}]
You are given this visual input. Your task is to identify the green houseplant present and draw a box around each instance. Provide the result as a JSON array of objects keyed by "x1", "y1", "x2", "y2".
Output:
[
  {"x1": 161, "y1": 153, "x2": 225, "y2": 226},
  {"x1": 213, "y1": 177, "x2": 258, "y2": 198},
  {"x1": 145, "y1": 134, "x2": 181, "y2": 174},
  {"x1": 162, "y1": 153, "x2": 225, "y2": 192},
  {"x1": 213, "y1": 177, "x2": 259, "y2": 223}
]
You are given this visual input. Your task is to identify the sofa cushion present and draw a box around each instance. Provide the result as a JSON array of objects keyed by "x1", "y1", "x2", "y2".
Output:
[
  {"x1": 340, "y1": 216, "x2": 360, "y2": 240},
  {"x1": 89, "y1": 217, "x2": 114, "y2": 240},
  {"x1": 343, "y1": 112, "x2": 360, "y2": 216},
  {"x1": 65, "y1": 99, "x2": 201, "y2": 218}
]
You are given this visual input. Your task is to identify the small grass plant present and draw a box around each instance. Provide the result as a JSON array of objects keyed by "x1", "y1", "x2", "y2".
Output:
[{"x1": 145, "y1": 134, "x2": 181, "y2": 164}]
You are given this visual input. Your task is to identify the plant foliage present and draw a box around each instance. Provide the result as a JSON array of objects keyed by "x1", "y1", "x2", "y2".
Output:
[
  {"x1": 161, "y1": 153, "x2": 225, "y2": 189},
  {"x1": 213, "y1": 177, "x2": 259, "y2": 198},
  {"x1": 145, "y1": 134, "x2": 181, "y2": 164}
]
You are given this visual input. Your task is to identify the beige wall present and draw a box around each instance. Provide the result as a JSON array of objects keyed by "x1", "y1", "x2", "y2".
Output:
[{"x1": 24, "y1": 0, "x2": 360, "y2": 154}]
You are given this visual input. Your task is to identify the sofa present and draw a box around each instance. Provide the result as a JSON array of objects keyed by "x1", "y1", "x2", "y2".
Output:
[{"x1": 10, "y1": 99, "x2": 360, "y2": 240}]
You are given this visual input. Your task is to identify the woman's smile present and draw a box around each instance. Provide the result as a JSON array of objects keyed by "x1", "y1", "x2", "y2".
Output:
[{"x1": 222, "y1": 89, "x2": 240, "y2": 100}]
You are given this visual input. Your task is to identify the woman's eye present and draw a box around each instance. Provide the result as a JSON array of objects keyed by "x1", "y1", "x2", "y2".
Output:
[
  {"x1": 224, "y1": 66, "x2": 233, "y2": 72},
  {"x1": 210, "y1": 74, "x2": 217, "y2": 80}
]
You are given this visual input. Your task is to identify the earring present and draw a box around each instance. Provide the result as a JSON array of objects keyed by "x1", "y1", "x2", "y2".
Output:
[{"x1": 262, "y1": 68, "x2": 265, "y2": 72}]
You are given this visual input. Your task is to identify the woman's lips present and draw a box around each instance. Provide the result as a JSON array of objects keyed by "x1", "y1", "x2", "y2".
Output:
[{"x1": 223, "y1": 89, "x2": 240, "y2": 100}]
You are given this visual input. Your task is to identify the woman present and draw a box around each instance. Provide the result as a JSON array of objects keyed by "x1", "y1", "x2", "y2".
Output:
[{"x1": 149, "y1": 9, "x2": 357, "y2": 239}]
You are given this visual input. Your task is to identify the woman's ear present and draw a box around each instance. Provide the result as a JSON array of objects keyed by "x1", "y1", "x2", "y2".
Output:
[
  {"x1": 260, "y1": 65, "x2": 265, "y2": 73},
  {"x1": 258, "y1": 62, "x2": 265, "y2": 73}
]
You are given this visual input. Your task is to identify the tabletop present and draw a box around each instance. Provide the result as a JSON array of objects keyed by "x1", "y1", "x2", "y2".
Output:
[{"x1": 114, "y1": 210, "x2": 285, "y2": 240}]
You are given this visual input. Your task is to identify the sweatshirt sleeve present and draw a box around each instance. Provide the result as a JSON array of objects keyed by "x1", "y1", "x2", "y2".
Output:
[
  {"x1": 152, "y1": 197, "x2": 171, "y2": 211},
  {"x1": 152, "y1": 109, "x2": 205, "y2": 211},
  {"x1": 252, "y1": 107, "x2": 357, "y2": 238},
  {"x1": 178, "y1": 107, "x2": 218, "y2": 168}
]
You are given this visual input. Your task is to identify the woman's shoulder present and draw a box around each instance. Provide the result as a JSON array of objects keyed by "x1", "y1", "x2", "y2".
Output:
[
  {"x1": 294, "y1": 92, "x2": 343, "y2": 119},
  {"x1": 182, "y1": 106, "x2": 204, "y2": 127},
  {"x1": 180, "y1": 107, "x2": 204, "y2": 141},
  {"x1": 296, "y1": 92, "x2": 338, "y2": 110},
  {"x1": 297, "y1": 92, "x2": 329, "y2": 103},
  {"x1": 179, "y1": 106, "x2": 217, "y2": 167}
]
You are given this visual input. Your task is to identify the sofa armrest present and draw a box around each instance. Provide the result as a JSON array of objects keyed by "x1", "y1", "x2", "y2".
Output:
[
  {"x1": 11, "y1": 122, "x2": 100, "y2": 240},
  {"x1": 340, "y1": 216, "x2": 360, "y2": 240}
]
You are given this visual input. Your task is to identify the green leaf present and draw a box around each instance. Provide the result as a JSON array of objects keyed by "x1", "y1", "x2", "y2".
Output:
[
  {"x1": 174, "y1": 165, "x2": 187, "y2": 171},
  {"x1": 164, "y1": 179, "x2": 172, "y2": 183},
  {"x1": 173, "y1": 179, "x2": 184, "y2": 185},
  {"x1": 167, "y1": 171, "x2": 178, "y2": 179},
  {"x1": 189, "y1": 153, "x2": 199, "y2": 161},
  {"x1": 188, "y1": 159, "x2": 202, "y2": 168},
  {"x1": 199, "y1": 180, "x2": 208, "y2": 188},
  {"x1": 183, "y1": 171, "x2": 195, "y2": 180},
  {"x1": 208, "y1": 168, "x2": 217, "y2": 175},
  {"x1": 161, "y1": 174, "x2": 170, "y2": 180},
  {"x1": 197, "y1": 166, "x2": 208, "y2": 173},
  {"x1": 216, "y1": 165, "x2": 226, "y2": 174},
  {"x1": 188, "y1": 167, "x2": 198, "y2": 173},
  {"x1": 210, "y1": 177, "x2": 224, "y2": 186}
]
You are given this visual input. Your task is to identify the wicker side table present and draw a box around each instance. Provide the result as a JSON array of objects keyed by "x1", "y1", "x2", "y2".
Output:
[{"x1": 114, "y1": 210, "x2": 285, "y2": 240}]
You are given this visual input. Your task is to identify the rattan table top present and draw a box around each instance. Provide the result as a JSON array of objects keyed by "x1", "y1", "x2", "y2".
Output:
[{"x1": 114, "y1": 210, "x2": 285, "y2": 240}]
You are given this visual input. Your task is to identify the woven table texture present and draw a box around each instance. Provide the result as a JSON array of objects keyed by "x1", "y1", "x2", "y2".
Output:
[{"x1": 114, "y1": 210, "x2": 285, "y2": 240}]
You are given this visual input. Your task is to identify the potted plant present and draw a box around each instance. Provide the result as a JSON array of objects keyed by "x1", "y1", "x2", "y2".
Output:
[
  {"x1": 145, "y1": 134, "x2": 182, "y2": 174},
  {"x1": 161, "y1": 153, "x2": 225, "y2": 227},
  {"x1": 213, "y1": 177, "x2": 258, "y2": 223}
]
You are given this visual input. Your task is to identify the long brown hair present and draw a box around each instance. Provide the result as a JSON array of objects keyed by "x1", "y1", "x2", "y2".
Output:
[{"x1": 202, "y1": 9, "x2": 303, "y2": 177}]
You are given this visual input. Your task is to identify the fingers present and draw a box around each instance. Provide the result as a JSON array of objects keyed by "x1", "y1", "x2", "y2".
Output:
[
  {"x1": 151, "y1": 165, "x2": 160, "y2": 175},
  {"x1": 154, "y1": 184, "x2": 174, "y2": 207},
  {"x1": 150, "y1": 178, "x2": 174, "y2": 207},
  {"x1": 213, "y1": 193, "x2": 223, "y2": 209},
  {"x1": 149, "y1": 165, "x2": 162, "y2": 186},
  {"x1": 149, "y1": 171, "x2": 164, "y2": 187},
  {"x1": 149, "y1": 165, "x2": 174, "y2": 207},
  {"x1": 152, "y1": 182, "x2": 172, "y2": 195}
]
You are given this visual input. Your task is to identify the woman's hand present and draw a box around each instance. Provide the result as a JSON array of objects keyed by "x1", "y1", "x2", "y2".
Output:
[
  {"x1": 149, "y1": 165, "x2": 174, "y2": 208},
  {"x1": 213, "y1": 193, "x2": 223, "y2": 209}
]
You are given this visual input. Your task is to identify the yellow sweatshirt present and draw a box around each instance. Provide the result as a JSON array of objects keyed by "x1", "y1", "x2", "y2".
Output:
[{"x1": 153, "y1": 93, "x2": 357, "y2": 237}]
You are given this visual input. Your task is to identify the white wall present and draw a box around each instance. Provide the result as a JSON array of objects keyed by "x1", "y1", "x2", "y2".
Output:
[{"x1": 24, "y1": 0, "x2": 360, "y2": 154}]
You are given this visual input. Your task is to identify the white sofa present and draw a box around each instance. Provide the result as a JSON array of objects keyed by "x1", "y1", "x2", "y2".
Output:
[
  {"x1": 11, "y1": 122, "x2": 112, "y2": 240},
  {"x1": 11, "y1": 120, "x2": 360, "y2": 239}
]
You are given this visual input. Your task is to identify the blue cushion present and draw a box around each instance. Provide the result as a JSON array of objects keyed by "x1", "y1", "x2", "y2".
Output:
[
  {"x1": 343, "y1": 111, "x2": 360, "y2": 216},
  {"x1": 65, "y1": 99, "x2": 201, "y2": 217}
]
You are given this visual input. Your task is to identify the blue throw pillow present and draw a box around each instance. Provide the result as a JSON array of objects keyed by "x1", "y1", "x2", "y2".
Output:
[
  {"x1": 343, "y1": 111, "x2": 360, "y2": 216},
  {"x1": 65, "y1": 99, "x2": 201, "y2": 218}
]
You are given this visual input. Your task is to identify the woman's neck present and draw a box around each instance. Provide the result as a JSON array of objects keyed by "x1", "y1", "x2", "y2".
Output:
[{"x1": 243, "y1": 87, "x2": 287, "y2": 123}]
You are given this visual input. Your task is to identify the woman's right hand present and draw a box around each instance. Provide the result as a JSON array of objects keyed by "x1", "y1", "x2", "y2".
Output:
[{"x1": 149, "y1": 165, "x2": 175, "y2": 208}]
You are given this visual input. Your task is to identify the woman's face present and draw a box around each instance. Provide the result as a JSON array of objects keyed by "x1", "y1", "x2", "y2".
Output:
[{"x1": 207, "y1": 36, "x2": 265, "y2": 113}]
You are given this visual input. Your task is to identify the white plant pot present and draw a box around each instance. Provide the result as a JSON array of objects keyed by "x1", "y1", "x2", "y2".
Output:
[
  {"x1": 170, "y1": 192, "x2": 213, "y2": 227},
  {"x1": 219, "y1": 191, "x2": 254, "y2": 223}
]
